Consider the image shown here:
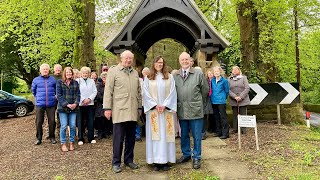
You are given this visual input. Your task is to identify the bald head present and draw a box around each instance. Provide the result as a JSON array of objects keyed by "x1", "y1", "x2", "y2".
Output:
[
  {"x1": 179, "y1": 52, "x2": 190, "y2": 60},
  {"x1": 179, "y1": 52, "x2": 191, "y2": 70},
  {"x1": 120, "y1": 50, "x2": 134, "y2": 58}
]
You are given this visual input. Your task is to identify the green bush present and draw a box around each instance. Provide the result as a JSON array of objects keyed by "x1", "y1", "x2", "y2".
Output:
[
  {"x1": 302, "y1": 87, "x2": 320, "y2": 104},
  {"x1": 303, "y1": 104, "x2": 320, "y2": 113}
]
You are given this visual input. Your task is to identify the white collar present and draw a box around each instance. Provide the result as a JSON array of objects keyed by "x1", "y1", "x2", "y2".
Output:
[{"x1": 182, "y1": 67, "x2": 190, "y2": 74}]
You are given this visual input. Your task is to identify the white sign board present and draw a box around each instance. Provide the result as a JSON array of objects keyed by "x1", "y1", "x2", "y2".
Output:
[
  {"x1": 238, "y1": 115, "x2": 259, "y2": 150},
  {"x1": 238, "y1": 115, "x2": 256, "y2": 128}
]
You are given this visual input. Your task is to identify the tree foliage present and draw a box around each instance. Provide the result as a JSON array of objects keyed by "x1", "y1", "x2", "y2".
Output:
[
  {"x1": 194, "y1": 0, "x2": 320, "y2": 103},
  {"x1": 0, "y1": 0, "x2": 75, "y2": 87},
  {"x1": 1, "y1": 0, "x2": 319, "y2": 103}
]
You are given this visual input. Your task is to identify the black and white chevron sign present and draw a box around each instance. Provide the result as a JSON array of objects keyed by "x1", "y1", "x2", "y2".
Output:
[{"x1": 248, "y1": 83, "x2": 300, "y2": 105}]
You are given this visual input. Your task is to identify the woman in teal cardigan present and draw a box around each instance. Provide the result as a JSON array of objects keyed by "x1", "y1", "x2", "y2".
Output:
[{"x1": 210, "y1": 66, "x2": 229, "y2": 139}]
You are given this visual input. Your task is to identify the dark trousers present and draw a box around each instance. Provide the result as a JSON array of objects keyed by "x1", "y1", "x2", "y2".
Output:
[
  {"x1": 78, "y1": 105, "x2": 95, "y2": 142},
  {"x1": 202, "y1": 113, "x2": 216, "y2": 135},
  {"x1": 35, "y1": 106, "x2": 56, "y2": 140},
  {"x1": 95, "y1": 116, "x2": 112, "y2": 137},
  {"x1": 55, "y1": 104, "x2": 61, "y2": 128},
  {"x1": 212, "y1": 104, "x2": 229, "y2": 136},
  {"x1": 232, "y1": 106, "x2": 247, "y2": 133},
  {"x1": 112, "y1": 121, "x2": 137, "y2": 166}
]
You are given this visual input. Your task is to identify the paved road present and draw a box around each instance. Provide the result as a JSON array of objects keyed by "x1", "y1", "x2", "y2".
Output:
[{"x1": 304, "y1": 111, "x2": 320, "y2": 127}]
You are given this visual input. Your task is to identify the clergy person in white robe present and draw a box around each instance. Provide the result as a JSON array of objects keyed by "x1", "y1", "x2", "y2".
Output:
[{"x1": 143, "y1": 56, "x2": 177, "y2": 171}]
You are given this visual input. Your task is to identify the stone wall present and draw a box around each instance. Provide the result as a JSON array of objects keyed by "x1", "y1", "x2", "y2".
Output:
[{"x1": 226, "y1": 103, "x2": 304, "y2": 127}]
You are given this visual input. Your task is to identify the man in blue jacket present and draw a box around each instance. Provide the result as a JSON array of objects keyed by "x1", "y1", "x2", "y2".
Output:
[{"x1": 32, "y1": 63, "x2": 57, "y2": 145}]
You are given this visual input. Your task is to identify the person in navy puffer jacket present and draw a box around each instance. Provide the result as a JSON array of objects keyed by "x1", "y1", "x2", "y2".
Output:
[
  {"x1": 32, "y1": 63, "x2": 57, "y2": 145},
  {"x1": 210, "y1": 66, "x2": 230, "y2": 139}
]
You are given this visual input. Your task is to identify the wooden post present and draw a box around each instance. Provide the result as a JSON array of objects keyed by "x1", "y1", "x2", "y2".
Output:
[
  {"x1": 238, "y1": 125, "x2": 241, "y2": 149},
  {"x1": 254, "y1": 121, "x2": 259, "y2": 150},
  {"x1": 238, "y1": 115, "x2": 259, "y2": 150},
  {"x1": 277, "y1": 104, "x2": 281, "y2": 125}
]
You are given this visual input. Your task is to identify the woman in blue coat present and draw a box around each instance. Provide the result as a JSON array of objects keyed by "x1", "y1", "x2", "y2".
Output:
[{"x1": 210, "y1": 66, "x2": 229, "y2": 139}]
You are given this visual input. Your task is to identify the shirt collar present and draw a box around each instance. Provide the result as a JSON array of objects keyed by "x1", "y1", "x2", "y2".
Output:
[
  {"x1": 181, "y1": 67, "x2": 190, "y2": 75},
  {"x1": 119, "y1": 64, "x2": 133, "y2": 72}
]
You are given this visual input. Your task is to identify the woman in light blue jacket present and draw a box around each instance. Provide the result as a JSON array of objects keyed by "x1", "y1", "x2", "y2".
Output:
[{"x1": 210, "y1": 66, "x2": 229, "y2": 139}]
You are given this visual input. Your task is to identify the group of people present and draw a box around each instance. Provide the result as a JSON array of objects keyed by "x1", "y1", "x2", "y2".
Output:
[
  {"x1": 31, "y1": 63, "x2": 112, "y2": 152},
  {"x1": 31, "y1": 49, "x2": 250, "y2": 173}
]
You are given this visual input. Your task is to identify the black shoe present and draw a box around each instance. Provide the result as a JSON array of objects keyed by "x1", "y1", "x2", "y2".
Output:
[
  {"x1": 162, "y1": 163, "x2": 170, "y2": 171},
  {"x1": 50, "y1": 138, "x2": 57, "y2": 144},
  {"x1": 219, "y1": 135, "x2": 229, "y2": 139},
  {"x1": 112, "y1": 165, "x2": 122, "y2": 173},
  {"x1": 101, "y1": 134, "x2": 107, "y2": 139},
  {"x1": 35, "y1": 139, "x2": 42, "y2": 145},
  {"x1": 125, "y1": 162, "x2": 139, "y2": 169},
  {"x1": 213, "y1": 133, "x2": 222, "y2": 137},
  {"x1": 231, "y1": 129, "x2": 238, "y2": 134},
  {"x1": 97, "y1": 134, "x2": 102, "y2": 140},
  {"x1": 153, "y1": 164, "x2": 161, "y2": 171},
  {"x1": 202, "y1": 135, "x2": 207, "y2": 140},
  {"x1": 176, "y1": 156, "x2": 191, "y2": 164},
  {"x1": 193, "y1": 159, "x2": 201, "y2": 169}
]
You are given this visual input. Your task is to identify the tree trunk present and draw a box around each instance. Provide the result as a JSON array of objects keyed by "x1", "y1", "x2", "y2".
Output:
[
  {"x1": 215, "y1": 0, "x2": 220, "y2": 21},
  {"x1": 236, "y1": 0, "x2": 259, "y2": 79},
  {"x1": 73, "y1": 0, "x2": 96, "y2": 70}
]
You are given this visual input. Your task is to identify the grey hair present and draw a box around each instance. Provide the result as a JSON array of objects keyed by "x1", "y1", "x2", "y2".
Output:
[
  {"x1": 100, "y1": 72, "x2": 108, "y2": 78},
  {"x1": 142, "y1": 67, "x2": 150, "y2": 74},
  {"x1": 40, "y1": 63, "x2": 50, "y2": 71},
  {"x1": 73, "y1": 69, "x2": 79, "y2": 73},
  {"x1": 54, "y1": 64, "x2": 62, "y2": 70},
  {"x1": 80, "y1": 66, "x2": 91, "y2": 73},
  {"x1": 212, "y1": 66, "x2": 223, "y2": 72},
  {"x1": 179, "y1": 52, "x2": 190, "y2": 61},
  {"x1": 120, "y1": 50, "x2": 134, "y2": 58}
]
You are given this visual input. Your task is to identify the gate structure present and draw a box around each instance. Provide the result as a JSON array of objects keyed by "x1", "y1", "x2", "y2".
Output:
[{"x1": 105, "y1": 0, "x2": 230, "y2": 68}]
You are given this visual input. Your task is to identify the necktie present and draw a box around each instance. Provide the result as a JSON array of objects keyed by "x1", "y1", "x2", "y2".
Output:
[{"x1": 183, "y1": 71, "x2": 187, "y2": 79}]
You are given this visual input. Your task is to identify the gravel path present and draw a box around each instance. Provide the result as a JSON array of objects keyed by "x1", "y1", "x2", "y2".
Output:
[{"x1": 0, "y1": 114, "x2": 255, "y2": 179}]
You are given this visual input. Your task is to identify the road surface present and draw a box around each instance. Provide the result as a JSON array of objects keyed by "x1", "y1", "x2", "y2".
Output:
[{"x1": 304, "y1": 111, "x2": 320, "y2": 127}]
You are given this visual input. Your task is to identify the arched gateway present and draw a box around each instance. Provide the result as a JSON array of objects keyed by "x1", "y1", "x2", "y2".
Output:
[{"x1": 105, "y1": 0, "x2": 230, "y2": 69}]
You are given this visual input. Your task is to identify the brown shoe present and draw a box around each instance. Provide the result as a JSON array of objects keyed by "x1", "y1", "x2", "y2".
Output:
[
  {"x1": 69, "y1": 142, "x2": 74, "y2": 151},
  {"x1": 61, "y1": 144, "x2": 68, "y2": 152}
]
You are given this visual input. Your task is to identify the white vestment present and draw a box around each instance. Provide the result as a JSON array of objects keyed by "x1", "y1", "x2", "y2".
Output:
[{"x1": 143, "y1": 73, "x2": 177, "y2": 164}]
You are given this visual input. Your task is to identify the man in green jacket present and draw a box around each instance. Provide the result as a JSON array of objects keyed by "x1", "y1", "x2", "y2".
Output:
[{"x1": 173, "y1": 52, "x2": 209, "y2": 169}]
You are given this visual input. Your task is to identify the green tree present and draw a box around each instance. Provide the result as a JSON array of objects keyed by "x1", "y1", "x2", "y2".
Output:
[
  {"x1": 73, "y1": 0, "x2": 96, "y2": 70},
  {"x1": 0, "y1": 0, "x2": 76, "y2": 87}
]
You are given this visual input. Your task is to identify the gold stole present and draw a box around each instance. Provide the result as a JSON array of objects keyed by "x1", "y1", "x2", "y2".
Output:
[{"x1": 149, "y1": 78, "x2": 175, "y2": 142}]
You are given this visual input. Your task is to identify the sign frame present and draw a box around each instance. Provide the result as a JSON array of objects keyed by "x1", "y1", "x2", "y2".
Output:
[{"x1": 238, "y1": 115, "x2": 259, "y2": 150}]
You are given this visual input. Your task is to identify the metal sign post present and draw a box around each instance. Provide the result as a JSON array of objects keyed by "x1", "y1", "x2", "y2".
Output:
[{"x1": 277, "y1": 104, "x2": 281, "y2": 125}]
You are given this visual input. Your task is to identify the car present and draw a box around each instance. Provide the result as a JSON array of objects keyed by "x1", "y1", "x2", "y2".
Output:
[{"x1": 0, "y1": 90, "x2": 34, "y2": 118}]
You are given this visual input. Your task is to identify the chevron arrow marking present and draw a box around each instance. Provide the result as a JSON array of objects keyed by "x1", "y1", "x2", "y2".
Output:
[
  {"x1": 249, "y1": 84, "x2": 268, "y2": 105},
  {"x1": 278, "y1": 83, "x2": 300, "y2": 104}
]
